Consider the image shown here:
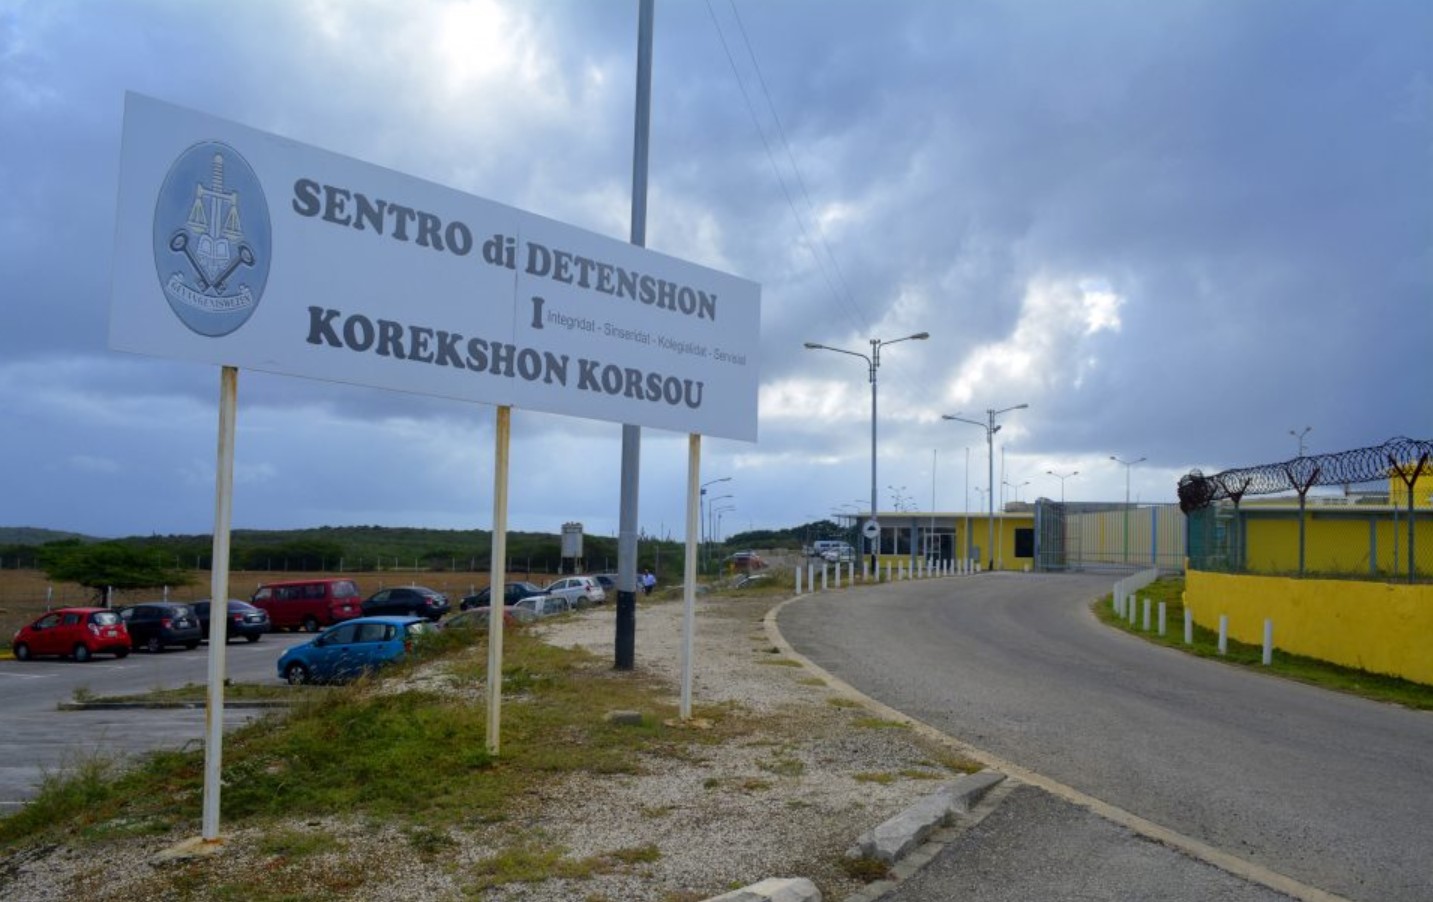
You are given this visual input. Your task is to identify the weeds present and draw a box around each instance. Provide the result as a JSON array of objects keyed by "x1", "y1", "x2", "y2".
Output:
[{"x1": 840, "y1": 855, "x2": 892, "y2": 882}]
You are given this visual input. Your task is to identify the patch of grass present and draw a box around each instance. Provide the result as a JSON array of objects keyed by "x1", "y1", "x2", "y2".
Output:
[
  {"x1": 757, "y1": 756, "x2": 805, "y2": 777},
  {"x1": 1095, "y1": 577, "x2": 1433, "y2": 710},
  {"x1": 757, "y1": 658, "x2": 802, "y2": 668},
  {"x1": 899, "y1": 768, "x2": 946, "y2": 780},
  {"x1": 610, "y1": 844, "x2": 661, "y2": 865},
  {"x1": 256, "y1": 826, "x2": 337, "y2": 859},
  {"x1": 854, "y1": 772, "x2": 895, "y2": 785},
  {"x1": 407, "y1": 825, "x2": 458, "y2": 858},
  {"x1": 930, "y1": 751, "x2": 983, "y2": 774},
  {"x1": 826, "y1": 697, "x2": 861, "y2": 708},
  {"x1": 853, "y1": 717, "x2": 909, "y2": 730},
  {"x1": 0, "y1": 627, "x2": 755, "y2": 849},
  {"x1": 80, "y1": 681, "x2": 294, "y2": 704},
  {"x1": 740, "y1": 777, "x2": 772, "y2": 792},
  {"x1": 841, "y1": 855, "x2": 892, "y2": 882},
  {"x1": 465, "y1": 840, "x2": 662, "y2": 893},
  {"x1": 797, "y1": 677, "x2": 826, "y2": 687}
]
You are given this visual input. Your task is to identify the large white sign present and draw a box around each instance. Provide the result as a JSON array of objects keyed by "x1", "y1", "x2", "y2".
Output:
[{"x1": 109, "y1": 94, "x2": 761, "y2": 441}]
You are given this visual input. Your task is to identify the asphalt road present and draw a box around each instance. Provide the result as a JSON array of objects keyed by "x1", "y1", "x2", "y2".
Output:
[
  {"x1": 0, "y1": 633, "x2": 309, "y2": 811},
  {"x1": 777, "y1": 572, "x2": 1433, "y2": 902}
]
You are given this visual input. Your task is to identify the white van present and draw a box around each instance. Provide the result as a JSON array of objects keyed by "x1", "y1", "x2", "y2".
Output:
[{"x1": 809, "y1": 540, "x2": 855, "y2": 561}]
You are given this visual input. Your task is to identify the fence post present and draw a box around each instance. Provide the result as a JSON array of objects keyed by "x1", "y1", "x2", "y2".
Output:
[
  {"x1": 1142, "y1": 597, "x2": 1151, "y2": 631},
  {"x1": 1262, "y1": 619, "x2": 1274, "y2": 665},
  {"x1": 795, "y1": 566, "x2": 803, "y2": 595},
  {"x1": 1218, "y1": 615, "x2": 1229, "y2": 655},
  {"x1": 1158, "y1": 602, "x2": 1167, "y2": 636},
  {"x1": 1184, "y1": 607, "x2": 1193, "y2": 645}
]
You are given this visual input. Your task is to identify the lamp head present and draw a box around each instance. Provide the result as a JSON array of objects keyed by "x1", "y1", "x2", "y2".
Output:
[
  {"x1": 910, "y1": 332, "x2": 930, "y2": 340},
  {"x1": 803, "y1": 342, "x2": 823, "y2": 350}
]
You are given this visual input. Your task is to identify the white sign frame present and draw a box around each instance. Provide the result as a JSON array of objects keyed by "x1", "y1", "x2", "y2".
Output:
[{"x1": 110, "y1": 93, "x2": 761, "y2": 441}]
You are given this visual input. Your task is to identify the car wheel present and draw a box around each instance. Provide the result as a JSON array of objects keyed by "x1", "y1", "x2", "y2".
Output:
[
  {"x1": 284, "y1": 662, "x2": 311, "y2": 685},
  {"x1": 13, "y1": 643, "x2": 31, "y2": 661},
  {"x1": 245, "y1": 634, "x2": 261, "y2": 643},
  {"x1": 145, "y1": 636, "x2": 163, "y2": 654},
  {"x1": 115, "y1": 648, "x2": 130, "y2": 659},
  {"x1": 73, "y1": 644, "x2": 92, "y2": 663},
  {"x1": 303, "y1": 616, "x2": 320, "y2": 633}
]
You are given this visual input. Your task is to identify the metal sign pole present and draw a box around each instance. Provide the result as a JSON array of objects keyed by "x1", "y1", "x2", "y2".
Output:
[
  {"x1": 616, "y1": 0, "x2": 655, "y2": 671},
  {"x1": 486, "y1": 405, "x2": 511, "y2": 754},
  {"x1": 680, "y1": 433, "x2": 700, "y2": 719},
  {"x1": 201, "y1": 365, "x2": 237, "y2": 843}
]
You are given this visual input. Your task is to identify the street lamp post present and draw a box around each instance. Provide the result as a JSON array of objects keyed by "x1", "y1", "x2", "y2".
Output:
[
  {"x1": 1003, "y1": 479, "x2": 1030, "y2": 503},
  {"x1": 943, "y1": 404, "x2": 1028, "y2": 571},
  {"x1": 1289, "y1": 427, "x2": 1312, "y2": 457},
  {"x1": 706, "y1": 493, "x2": 733, "y2": 568},
  {"x1": 699, "y1": 477, "x2": 732, "y2": 572},
  {"x1": 1109, "y1": 455, "x2": 1146, "y2": 563},
  {"x1": 805, "y1": 332, "x2": 930, "y2": 574},
  {"x1": 1046, "y1": 469, "x2": 1078, "y2": 504}
]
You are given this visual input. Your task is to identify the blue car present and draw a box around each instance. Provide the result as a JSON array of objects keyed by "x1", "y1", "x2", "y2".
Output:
[{"x1": 276, "y1": 615, "x2": 430, "y2": 685}]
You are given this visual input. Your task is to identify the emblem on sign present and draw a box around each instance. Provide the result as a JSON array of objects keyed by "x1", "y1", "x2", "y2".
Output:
[{"x1": 152, "y1": 141, "x2": 271, "y2": 336}]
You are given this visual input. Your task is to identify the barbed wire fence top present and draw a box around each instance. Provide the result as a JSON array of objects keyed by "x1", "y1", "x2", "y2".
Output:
[{"x1": 1178, "y1": 436, "x2": 1433, "y2": 512}]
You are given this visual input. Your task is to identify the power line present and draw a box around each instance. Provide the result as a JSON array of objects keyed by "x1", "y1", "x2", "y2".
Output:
[{"x1": 703, "y1": 0, "x2": 872, "y2": 337}]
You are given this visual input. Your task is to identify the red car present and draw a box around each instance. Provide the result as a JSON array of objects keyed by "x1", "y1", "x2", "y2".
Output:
[{"x1": 11, "y1": 607, "x2": 131, "y2": 662}]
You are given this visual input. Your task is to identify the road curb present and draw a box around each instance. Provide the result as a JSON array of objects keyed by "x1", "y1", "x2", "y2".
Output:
[{"x1": 58, "y1": 700, "x2": 293, "y2": 711}]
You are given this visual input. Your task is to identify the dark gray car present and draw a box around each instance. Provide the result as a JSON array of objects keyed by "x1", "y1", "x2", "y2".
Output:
[{"x1": 117, "y1": 602, "x2": 203, "y2": 653}]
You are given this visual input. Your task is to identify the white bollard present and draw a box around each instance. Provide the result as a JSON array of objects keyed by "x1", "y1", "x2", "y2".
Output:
[
  {"x1": 862, "y1": 560, "x2": 869, "y2": 582},
  {"x1": 1128, "y1": 597, "x2": 1136, "y2": 625},
  {"x1": 1142, "y1": 597, "x2": 1151, "y2": 632},
  {"x1": 849, "y1": 562, "x2": 856, "y2": 584},
  {"x1": 1262, "y1": 619, "x2": 1273, "y2": 666},
  {"x1": 821, "y1": 564, "x2": 828, "y2": 590},
  {"x1": 834, "y1": 563, "x2": 841, "y2": 589},
  {"x1": 1218, "y1": 615, "x2": 1229, "y2": 655},
  {"x1": 795, "y1": 566, "x2": 803, "y2": 595},
  {"x1": 886, "y1": 562, "x2": 892, "y2": 582},
  {"x1": 1184, "y1": 608, "x2": 1193, "y2": 645},
  {"x1": 807, "y1": 563, "x2": 815, "y2": 591},
  {"x1": 1158, "y1": 602, "x2": 1167, "y2": 636}
]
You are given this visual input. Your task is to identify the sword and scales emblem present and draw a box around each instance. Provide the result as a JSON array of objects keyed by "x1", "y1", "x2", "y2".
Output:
[{"x1": 170, "y1": 152, "x2": 255, "y2": 292}]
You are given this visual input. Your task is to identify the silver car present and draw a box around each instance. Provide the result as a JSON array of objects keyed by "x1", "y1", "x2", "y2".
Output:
[
  {"x1": 513, "y1": 595, "x2": 573, "y2": 618},
  {"x1": 542, "y1": 576, "x2": 605, "y2": 608}
]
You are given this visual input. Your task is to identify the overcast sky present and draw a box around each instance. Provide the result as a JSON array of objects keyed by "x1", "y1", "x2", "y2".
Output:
[{"x1": 2, "y1": 0, "x2": 1429, "y2": 540}]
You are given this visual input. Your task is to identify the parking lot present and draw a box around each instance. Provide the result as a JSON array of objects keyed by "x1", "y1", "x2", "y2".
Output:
[{"x1": 0, "y1": 633, "x2": 310, "y2": 811}]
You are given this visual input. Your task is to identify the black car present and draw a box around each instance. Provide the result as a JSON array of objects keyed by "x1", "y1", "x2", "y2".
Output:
[
  {"x1": 118, "y1": 602, "x2": 203, "y2": 653},
  {"x1": 192, "y1": 599, "x2": 271, "y2": 643},
  {"x1": 361, "y1": 586, "x2": 450, "y2": 621},
  {"x1": 460, "y1": 581, "x2": 548, "y2": 610}
]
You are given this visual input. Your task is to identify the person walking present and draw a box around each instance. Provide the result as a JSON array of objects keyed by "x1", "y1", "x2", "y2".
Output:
[{"x1": 641, "y1": 569, "x2": 656, "y2": 596}]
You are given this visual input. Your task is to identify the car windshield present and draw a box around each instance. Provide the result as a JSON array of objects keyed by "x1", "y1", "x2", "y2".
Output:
[{"x1": 91, "y1": 611, "x2": 121, "y2": 626}]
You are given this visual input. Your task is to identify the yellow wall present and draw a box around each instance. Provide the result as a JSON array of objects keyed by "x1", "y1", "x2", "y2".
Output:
[
  {"x1": 1185, "y1": 570, "x2": 1433, "y2": 685},
  {"x1": 1241, "y1": 513, "x2": 1420, "y2": 575}
]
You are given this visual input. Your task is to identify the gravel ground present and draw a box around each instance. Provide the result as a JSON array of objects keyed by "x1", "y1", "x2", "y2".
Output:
[{"x1": 0, "y1": 590, "x2": 975, "y2": 901}]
